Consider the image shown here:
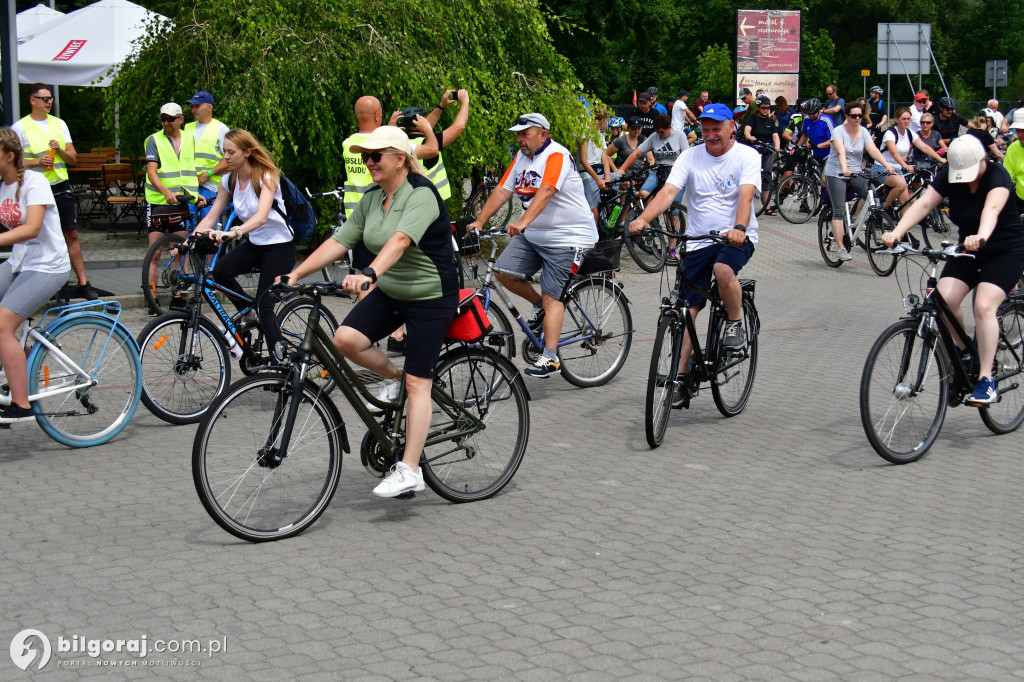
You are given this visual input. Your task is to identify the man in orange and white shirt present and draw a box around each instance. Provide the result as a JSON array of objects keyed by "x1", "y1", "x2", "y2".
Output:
[{"x1": 468, "y1": 112, "x2": 597, "y2": 378}]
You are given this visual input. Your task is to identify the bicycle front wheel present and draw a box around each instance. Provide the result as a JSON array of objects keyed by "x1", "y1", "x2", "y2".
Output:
[
  {"x1": 776, "y1": 174, "x2": 820, "y2": 224},
  {"x1": 142, "y1": 233, "x2": 197, "y2": 315},
  {"x1": 980, "y1": 301, "x2": 1024, "y2": 434},
  {"x1": 424, "y1": 348, "x2": 529, "y2": 502},
  {"x1": 28, "y1": 317, "x2": 142, "y2": 447},
  {"x1": 277, "y1": 297, "x2": 340, "y2": 394},
  {"x1": 866, "y1": 210, "x2": 898, "y2": 277},
  {"x1": 817, "y1": 206, "x2": 842, "y2": 267},
  {"x1": 710, "y1": 297, "x2": 759, "y2": 416},
  {"x1": 625, "y1": 209, "x2": 667, "y2": 273},
  {"x1": 137, "y1": 313, "x2": 230, "y2": 424},
  {"x1": 860, "y1": 319, "x2": 949, "y2": 464},
  {"x1": 645, "y1": 313, "x2": 681, "y2": 449},
  {"x1": 467, "y1": 182, "x2": 519, "y2": 231},
  {"x1": 192, "y1": 374, "x2": 344, "y2": 542},
  {"x1": 559, "y1": 277, "x2": 633, "y2": 388}
]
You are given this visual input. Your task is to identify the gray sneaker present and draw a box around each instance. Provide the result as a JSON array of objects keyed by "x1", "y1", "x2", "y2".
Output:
[
  {"x1": 723, "y1": 320, "x2": 745, "y2": 350},
  {"x1": 837, "y1": 248, "x2": 852, "y2": 261}
]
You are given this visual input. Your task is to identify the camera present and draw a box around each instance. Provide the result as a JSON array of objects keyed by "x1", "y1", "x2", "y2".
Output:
[{"x1": 397, "y1": 106, "x2": 430, "y2": 132}]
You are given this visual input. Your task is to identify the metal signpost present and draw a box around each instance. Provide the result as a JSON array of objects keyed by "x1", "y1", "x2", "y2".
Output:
[
  {"x1": 736, "y1": 9, "x2": 801, "y2": 106},
  {"x1": 877, "y1": 23, "x2": 949, "y2": 118},
  {"x1": 985, "y1": 60, "x2": 1008, "y2": 100}
]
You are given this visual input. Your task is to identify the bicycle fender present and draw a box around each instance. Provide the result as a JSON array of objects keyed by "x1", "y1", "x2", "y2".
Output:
[{"x1": 35, "y1": 313, "x2": 142, "y2": 354}]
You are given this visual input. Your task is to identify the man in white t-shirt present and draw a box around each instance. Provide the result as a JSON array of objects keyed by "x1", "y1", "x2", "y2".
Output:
[
  {"x1": 629, "y1": 103, "x2": 760, "y2": 401},
  {"x1": 467, "y1": 112, "x2": 598, "y2": 379}
]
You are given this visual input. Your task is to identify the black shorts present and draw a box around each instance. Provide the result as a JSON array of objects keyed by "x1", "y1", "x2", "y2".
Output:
[
  {"x1": 51, "y1": 180, "x2": 76, "y2": 231},
  {"x1": 341, "y1": 288, "x2": 458, "y2": 378},
  {"x1": 941, "y1": 249, "x2": 1024, "y2": 294}
]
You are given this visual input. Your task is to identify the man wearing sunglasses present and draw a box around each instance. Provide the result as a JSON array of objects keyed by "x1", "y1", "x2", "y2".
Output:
[
  {"x1": 12, "y1": 83, "x2": 97, "y2": 300},
  {"x1": 466, "y1": 113, "x2": 598, "y2": 379}
]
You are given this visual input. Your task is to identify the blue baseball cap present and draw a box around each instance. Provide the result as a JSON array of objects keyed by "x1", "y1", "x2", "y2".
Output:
[
  {"x1": 701, "y1": 103, "x2": 734, "y2": 121},
  {"x1": 187, "y1": 91, "x2": 215, "y2": 105}
]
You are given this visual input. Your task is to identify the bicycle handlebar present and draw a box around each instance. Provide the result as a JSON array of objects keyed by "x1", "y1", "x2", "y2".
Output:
[
  {"x1": 640, "y1": 227, "x2": 730, "y2": 247},
  {"x1": 888, "y1": 240, "x2": 981, "y2": 260}
]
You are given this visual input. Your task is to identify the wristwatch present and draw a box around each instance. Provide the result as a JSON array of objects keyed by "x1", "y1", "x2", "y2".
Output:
[
  {"x1": 733, "y1": 224, "x2": 745, "y2": 233},
  {"x1": 361, "y1": 267, "x2": 377, "y2": 283},
  {"x1": 234, "y1": 227, "x2": 243, "y2": 239}
]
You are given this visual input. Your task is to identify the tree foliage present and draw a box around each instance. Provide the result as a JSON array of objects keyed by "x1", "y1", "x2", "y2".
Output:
[
  {"x1": 107, "y1": 0, "x2": 598, "y2": 188},
  {"x1": 696, "y1": 45, "x2": 734, "y2": 105}
]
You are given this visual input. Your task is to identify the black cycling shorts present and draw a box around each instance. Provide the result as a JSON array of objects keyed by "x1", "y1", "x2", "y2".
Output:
[{"x1": 941, "y1": 249, "x2": 1024, "y2": 294}]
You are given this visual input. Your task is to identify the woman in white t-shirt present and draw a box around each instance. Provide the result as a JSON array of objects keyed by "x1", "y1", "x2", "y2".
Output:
[
  {"x1": 195, "y1": 129, "x2": 295, "y2": 360},
  {"x1": 0, "y1": 128, "x2": 71, "y2": 423},
  {"x1": 877, "y1": 108, "x2": 945, "y2": 215}
]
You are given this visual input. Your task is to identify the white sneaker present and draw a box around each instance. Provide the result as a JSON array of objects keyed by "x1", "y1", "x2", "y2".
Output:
[
  {"x1": 372, "y1": 462, "x2": 424, "y2": 498},
  {"x1": 837, "y1": 248, "x2": 852, "y2": 261},
  {"x1": 366, "y1": 378, "x2": 401, "y2": 414}
]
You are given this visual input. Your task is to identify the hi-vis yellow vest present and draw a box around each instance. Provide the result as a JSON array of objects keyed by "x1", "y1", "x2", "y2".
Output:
[
  {"x1": 144, "y1": 132, "x2": 199, "y2": 205},
  {"x1": 184, "y1": 119, "x2": 226, "y2": 186},
  {"x1": 410, "y1": 135, "x2": 451, "y2": 200},
  {"x1": 342, "y1": 132, "x2": 374, "y2": 217},
  {"x1": 19, "y1": 115, "x2": 68, "y2": 184}
]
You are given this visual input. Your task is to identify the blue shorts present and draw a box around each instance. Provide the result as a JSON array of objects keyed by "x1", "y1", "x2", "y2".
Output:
[
  {"x1": 682, "y1": 241, "x2": 755, "y2": 308},
  {"x1": 494, "y1": 236, "x2": 589, "y2": 300},
  {"x1": 640, "y1": 170, "x2": 685, "y2": 214}
]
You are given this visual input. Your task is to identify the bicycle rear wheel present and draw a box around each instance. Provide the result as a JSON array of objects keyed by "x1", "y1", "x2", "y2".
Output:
[
  {"x1": 28, "y1": 317, "x2": 142, "y2": 447},
  {"x1": 480, "y1": 299, "x2": 515, "y2": 360},
  {"x1": 645, "y1": 313, "x2": 681, "y2": 449},
  {"x1": 817, "y1": 206, "x2": 842, "y2": 267},
  {"x1": 710, "y1": 297, "x2": 759, "y2": 416},
  {"x1": 624, "y1": 209, "x2": 667, "y2": 272},
  {"x1": 866, "y1": 210, "x2": 898, "y2": 277},
  {"x1": 192, "y1": 373, "x2": 344, "y2": 542},
  {"x1": 860, "y1": 319, "x2": 949, "y2": 464},
  {"x1": 559, "y1": 277, "x2": 633, "y2": 388},
  {"x1": 980, "y1": 301, "x2": 1024, "y2": 434},
  {"x1": 467, "y1": 182, "x2": 519, "y2": 231},
  {"x1": 277, "y1": 297, "x2": 340, "y2": 393},
  {"x1": 137, "y1": 313, "x2": 230, "y2": 424},
  {"x1": 423, "y1": 348, "x2": 529, "y2": 502},
  {"x1": 142, "y1": 233, "x2": 199, "y2": 315},
  {"x1": 776, "y1": 174, "x2": 820, "y2": 224}
]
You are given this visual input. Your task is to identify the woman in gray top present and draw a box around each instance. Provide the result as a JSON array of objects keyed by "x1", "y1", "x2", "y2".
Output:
[{"x1": 823, "y1": 101, "x2": 895, "y2": 261}]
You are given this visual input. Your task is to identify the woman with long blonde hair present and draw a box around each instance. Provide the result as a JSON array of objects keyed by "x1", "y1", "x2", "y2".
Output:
[
  {"x1": 0, "y1": 127, "x2": 71, "y2": 423},
  {"x1": 195, "y1": 128, "x2": 295, "y2": 360}
]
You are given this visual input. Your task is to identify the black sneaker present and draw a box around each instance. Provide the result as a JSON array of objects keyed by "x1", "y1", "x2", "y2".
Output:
[
  {"x1": 147, "y1": 305, "x2": 161, "y2": 317},
  {"x1": 723, "y1": 320, "x2": 745, "y2": 350},
  {"x1": 386, "y1": 336, "x2": 407, "y2": 355},
  {"x1": 524, "y1": 355, "x2": 560, "y2": 378},
  {"x1": 672, "y1": 374, "x2": 690, "y2": 409},
  {"x1": 168, "y1": 296, "x2": 188, "y2": 312},
  {"x1": 76, "y1": 282, "x2": 99, "y2": 301},
  {"x1": 0, "y1": 403, "x2": 35, "y2": 427},
  {"x1": 527, "y1": 307, "x2": 546, "y2": 334}
]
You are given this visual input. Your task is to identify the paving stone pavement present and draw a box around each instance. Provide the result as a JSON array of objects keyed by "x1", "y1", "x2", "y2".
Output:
[{"x1": 3, "y1": 215, "x2": 1024, "y2": 680}]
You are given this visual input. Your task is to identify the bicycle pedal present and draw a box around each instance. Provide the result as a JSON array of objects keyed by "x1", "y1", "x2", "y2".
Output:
[{"x1": 396, "y1": 491, "x2": 416, "y2": 500}]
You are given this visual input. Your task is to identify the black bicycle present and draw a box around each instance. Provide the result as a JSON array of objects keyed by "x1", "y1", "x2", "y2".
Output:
[
  {"x1": 641, "y1": 228, "x2": 760, "y2": 449},
  {"x1": 774, "y1": 147, "x2": 824, "y2": 224},
  {"x1": 860, "y1": 241, "x2": 1024, "y2": 464},
  {"x1": 597, "y1": 164, "x2": 684, "y2": 273}
]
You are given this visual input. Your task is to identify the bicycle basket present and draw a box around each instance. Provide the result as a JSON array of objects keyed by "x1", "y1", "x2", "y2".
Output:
[
  {"x1": 446, "y1": 289, "x2": 493, "y2": 343},
  {"x1": 577, "y1": 239, "x2": 623, "y2": 276}
]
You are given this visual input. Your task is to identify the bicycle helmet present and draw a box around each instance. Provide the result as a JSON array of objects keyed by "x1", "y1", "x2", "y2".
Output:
[
  {"x1": 938, "y1": 96, "x2": 956, "y2": 110},
  {"x1": 802, "y1": 97, "x2": 823, "y2": 115},
  {"x1": 756, "y1": 94, "x2": 771, "y2": 107},
  {"x1": 610, "y1": 117, "x2": 625, "y2": 128},
  {"x1": 870, "y1": 85, "x2": 883, "y2": 95}
]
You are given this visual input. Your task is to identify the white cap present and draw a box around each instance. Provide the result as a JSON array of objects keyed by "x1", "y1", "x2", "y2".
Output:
[
  {"x1": 159, "y1": 102, "x2": 183, "y2": 117},
  {"x1": 1010, "y1": 109, "x2": 1024, "y2": 129},
  {"x1": 947, "y1": 136, "x2": 986, "y2": 183},
  {"x1": 508, "y1": 113, "x2": 551, "y2": 132},
  {"x1": 348, "y1": 126, "x2": 414, "y2": 157}
]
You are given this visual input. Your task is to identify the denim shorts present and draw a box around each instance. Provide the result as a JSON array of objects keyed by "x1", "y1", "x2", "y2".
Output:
[
  {"x1": 641, "y1": 169, "x2": 685, "y2": 214},
  {"x1": 494, "y1": 236, "x2": 589, "y2": 300}
]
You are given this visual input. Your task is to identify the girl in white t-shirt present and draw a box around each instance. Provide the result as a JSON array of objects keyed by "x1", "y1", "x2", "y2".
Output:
[
  {"x1": 0, "y1": 128, "x2": 72, "y2": 423},
  {"x1": 195, "y1": 129, "x2": 295, "y2": 360}
]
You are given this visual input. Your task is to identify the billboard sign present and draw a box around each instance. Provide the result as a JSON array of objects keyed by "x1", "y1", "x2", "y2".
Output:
[{"x1": 736, "y1": 10, "x2": 801, "y2": 74}]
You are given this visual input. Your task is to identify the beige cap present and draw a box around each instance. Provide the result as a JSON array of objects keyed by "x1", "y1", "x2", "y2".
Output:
[
  {"x1": 947, "y1": 135, "x2": 986, "y2": 183},
  {"x1": 159, "y1": 102, "x2": 183, "y2": 117},
  {"x1": 349, "y1": 126, "x2": 414, "y2": 156}
]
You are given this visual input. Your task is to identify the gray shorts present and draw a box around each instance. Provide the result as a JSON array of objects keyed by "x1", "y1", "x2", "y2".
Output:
[
  {"x1": 494, "y1": 236, "x2": 589, "y2": 299},
  {"x1": 0, "y1": 261, "x2": 70, "y2": 318}
]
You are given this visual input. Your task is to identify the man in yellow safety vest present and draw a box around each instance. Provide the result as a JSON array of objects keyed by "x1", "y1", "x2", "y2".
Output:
[
  {"x1": 183, "y1": 91, "x2": 229, "y2": 220},
  {"x1": 13, "y1": 83, "x2": 96, "y2": 300}
]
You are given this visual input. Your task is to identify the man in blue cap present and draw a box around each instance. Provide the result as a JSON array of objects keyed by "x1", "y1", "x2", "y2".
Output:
[
  {"x1": 183, "y1": 90, "x2": 229, "y2": 220},
  {"x1": 629, "y1": 103, "x2": 761, "y2": 402}
]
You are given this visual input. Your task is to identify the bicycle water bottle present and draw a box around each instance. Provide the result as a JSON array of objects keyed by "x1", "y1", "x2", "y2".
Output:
[
  {"x1": 606, "y1": 204, "x2": 622, "y2": 229},
  {"x1": 218, "y1": 325, "x2": 243, "y2": 360}
]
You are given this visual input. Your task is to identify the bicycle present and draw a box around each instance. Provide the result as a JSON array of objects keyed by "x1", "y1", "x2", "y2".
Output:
[
  {"x1": 191, "y1": 280, "x2": 530, "y2": 542},
  {"x1": 465, "y1": 228, "x2": 633, "y2": 387},
  {"x1": 464, "y1": 161, "x2": 522, "y2": 232},
  {"x1": 749, "y1": 141, "x2": 782, "y2": 217},
  {"x1": 0, "y1": 300, "x2": 142, "y2": 447},
  {"x1": 136, "y1": 233, "x2": 339, "y2": 424},
  {"x1": 774, "y1": 147, "x2": 824, "y2": 224},
  {"x1": 641, "y1": 228, "x2": 760, "y2": 449},
  {"x1": 890, "y1": 162, "x2": 951, "y2": 242},
  {"x1": 860, "y1": 241, "x2": 1024, "y2": 464},
  {"x1": 304, "y1": 186, "x2": 355, "y2": 287},
  {"x1": 817, "y1": 171, "x2": 899, "y2": 276}
]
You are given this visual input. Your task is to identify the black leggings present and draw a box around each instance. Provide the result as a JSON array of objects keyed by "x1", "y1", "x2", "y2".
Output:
[{"x1": 212, "y1": 240, "x2": 295, "y2": 354}]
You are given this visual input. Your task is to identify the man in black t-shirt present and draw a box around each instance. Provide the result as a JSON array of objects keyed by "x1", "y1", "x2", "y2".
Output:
[
  {"x1": 935, "y1": 97, "x2": 969, "y2": 147},
  {"x1": 628, "y1": 92, "x2": 656, "y2": 140},
  {"x1": 743, "y1": 96, "x2": 781, "y2": 213}
]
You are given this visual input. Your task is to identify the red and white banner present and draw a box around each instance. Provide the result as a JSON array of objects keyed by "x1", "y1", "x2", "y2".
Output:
[{"x1": 52, "y1": 40, "x2": 86, "y2": 62}]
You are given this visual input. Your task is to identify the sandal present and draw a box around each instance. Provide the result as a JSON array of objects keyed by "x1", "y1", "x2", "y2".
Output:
[{"x1": 764, "y1": 206, "x2": 778, "y2": 216}]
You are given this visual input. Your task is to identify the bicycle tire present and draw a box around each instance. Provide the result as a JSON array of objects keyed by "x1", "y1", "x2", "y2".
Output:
[
  {"x1": 866, "y1": 210, "x2": 898, "y2": 277},
  {"x1": 480, "y1": 299, "x2": 516, "y2": 360},
  {"x1": 710, "y1": 297, "x2": 759, "y2": 417},
  {"x1": 277, "y1": 297, "x2": 341, "y2": 394},
  {"x1": 28, "y1": 316, "x2": 142, "y2": 447},
  {"x1": 423, "y1": 347, "x2": 529, "y2": 502},
  {"x1": 192, "y1": 373, "x2": 345, "y2": 542},
  {"x1": 559, "y1": 277, "x2": 633, "y2": 388},
  {"x1": 645, "y1": 313, "x2": 680, "y2": 449},
  {"x1": 625, "y1": 209, "x2": 667, "y2": 273},
  {"x1": 142, "y1": 233, "x2": 198, "y2": 315},
  {"x1": 137, "y1": 313, "x2": 230, "y2": 424},
  {"x1": 776, "y1": 174, "x2": 820, "y2": 224},
  {"x1": 980, "y1": 301, "x2": 1024, "y2": 434},
  {"x1": 817, "y1": 206, "x2": 843, "y2": 267},
  {"x1": 467, "y1": 182, "x2": 519, "y2": 231},
  {"x1": 860, "y1": 319, "x2": 949, "y2": 464}
]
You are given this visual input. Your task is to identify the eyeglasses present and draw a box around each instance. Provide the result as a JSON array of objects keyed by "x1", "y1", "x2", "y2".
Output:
[
  {"x1": 758, "y1": 106, "x2": 770, "y2": 110},
  {"x1": 160, "y1": 116, "x2": 180, "y2": 122},
  {"x1": 33, "y1": 96, "x2": 54, "y2": 103},
  {"x1": 847, "y1": 113, "x2": 863, "y2": 119},
  {"x1": 361, "y1": 151, "x2": 398, "y2": 164}
]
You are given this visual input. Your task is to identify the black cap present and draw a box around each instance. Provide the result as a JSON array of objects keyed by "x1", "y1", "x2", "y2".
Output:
[
  {"x1": 637, "y1": 92, "x2": 652, "y2": 103},
  {"x1": 677, "y1": 90, "x2": 689, "y2": 98}
]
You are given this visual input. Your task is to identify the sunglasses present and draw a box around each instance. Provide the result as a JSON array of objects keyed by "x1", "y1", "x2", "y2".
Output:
[
  {"x1": 33, "y1": 96, "x2": 54, "y2": 103},
  {"x1": 847, "y1": 113, "x2": 863, "y2": 119},
  {"x1": 160, "y1": 116, "x2": 180, "y2": 122},
  {"x1": 921, "y1": 120, "x2": 934, "y2": 124},
  {"x1": 361, "y1": 151, "x2": 398, "y2": 164}
]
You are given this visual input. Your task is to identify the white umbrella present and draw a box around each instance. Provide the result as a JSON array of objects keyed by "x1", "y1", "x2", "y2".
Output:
[
  {"x1": 17, "y1": 0, "x2": 169, "y2": 87},
  {"x1": 17, "y1": 4, "x2": 66, "y2": 44}
]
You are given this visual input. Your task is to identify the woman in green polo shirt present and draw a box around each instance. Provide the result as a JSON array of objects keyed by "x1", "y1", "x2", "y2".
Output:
[{"x1": 283, "y1": 125, "x2": 458, "y2": 499}]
